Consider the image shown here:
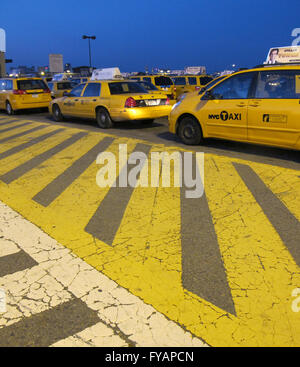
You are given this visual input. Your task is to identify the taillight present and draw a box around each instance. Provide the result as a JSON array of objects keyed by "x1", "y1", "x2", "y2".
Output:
[
  {"x1": 166, "y1": 98, "x2": 170, "y2": 105},
  {"x1": 125, "y1": 97, "x2": 137, "y2": 108},
  {"x1": 174, "y1": 87, "x2": 177, "y2": 91},
  {"x1": 44, "y1": 88, "x2": 51, "y2": 93},
  {"x1": 195, "y1": 86, "x2": 200, "y2": 91},
  {"x1": 13, "y1": 89, "x2": 27, "y2": 95}
]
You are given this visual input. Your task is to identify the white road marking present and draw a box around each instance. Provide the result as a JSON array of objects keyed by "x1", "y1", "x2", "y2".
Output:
[{"x1": 0, "y1": 201, "x2": 208, "y2": 347}]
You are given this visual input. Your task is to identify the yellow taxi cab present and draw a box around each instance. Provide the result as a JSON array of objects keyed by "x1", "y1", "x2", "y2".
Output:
[
  {"x1": 46, "y1": 81, "x2": 74, "y2": 99},
  {"x1": 0, "y1": 77, "x2": 52, "y2": 115},
  {"x1": 136, "y1": 79, "x2": 177, "y2": 105},
  {"x1": 130, "y1": 74, "x2": 176, "y2": 103},
  {"x1": 169, "y1": 64, "x2": 300, "y2": 150},
  {"x1": 49, "y1": 79, "x2": 172, "y2": 128},
  {"x1": 171, "y1": 75, "x2": 214, "y2": 99}
]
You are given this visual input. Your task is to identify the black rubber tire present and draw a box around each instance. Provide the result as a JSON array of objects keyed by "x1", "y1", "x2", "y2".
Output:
[
  {"x1": 96, "y1": 108, "x2": 114, "y2": 129},
  {"x1": 52, "y1": 104, "x2": 64, "y2": 122},
  {"x1": 6, "y1": 101, "x2": 14, "y2": 115},
  {"x1": 178, "y1": 116, "x2": 203, "y2": 145},
  {"x1": 140, "y1": 119, "x2": 154, "y2": 125}
]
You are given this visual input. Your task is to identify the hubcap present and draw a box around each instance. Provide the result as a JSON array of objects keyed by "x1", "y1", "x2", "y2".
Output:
[{"x1": 184, "y1": 124, "x2": 194, "y2": 139}]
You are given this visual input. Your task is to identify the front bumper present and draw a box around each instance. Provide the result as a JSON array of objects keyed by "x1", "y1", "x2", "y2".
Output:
[{"x1": 111, "y1": 106, "x2": 172, "y2": 121}]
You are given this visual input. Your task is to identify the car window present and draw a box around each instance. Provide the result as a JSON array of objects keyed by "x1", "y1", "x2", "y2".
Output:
[
  {"x1": 72, "y1": 79, "x2": 81, "y2": 84},
  {"x1": 154, "y1": 76, "x2": 173, "y2": 86},
  {"x1": 173, "y1": 77, "x2": 186, "y2": 85},
  {"x1": 57, "y1": 82, "x2": 73, "y2": 90},
  {"x1": 142, "y1": 77, "x2": 151, "y2": 83},
  {"x1": 17, "y1": 79, "x2": 47, "y2": 90},
  {"x1": 69, "y1": 83, "x2": 86, "y2": 97},
  {"x1": 82, "y1": 83, "x2": 101, "y2": 97},
  {"x1": 200, "y1": 76, "x2": 213, "y2": 85},
  {"x1": 0, "y1": 80, "x2": 5, "y2": 90},
  {"x1": 139, "y1": 81, "x2": 158, "y2": 91},
  {"x1": 0, "y1": 80, "x2": 12, "y2": 90},
  {"x1": 255, "y1": 70, "x2": 300, "y2": 99},
  {"x1": 209, "y1": 72, "x2": 255, "y2": 99},
  {"x1": 188, "y1": 77, "x2": 197, "y2": 85},
  {"x1": 108, "y1": 82, "x2": 147, "y2": 94}
]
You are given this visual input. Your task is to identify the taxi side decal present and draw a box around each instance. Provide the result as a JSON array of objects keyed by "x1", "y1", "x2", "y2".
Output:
[
  {"x1": 208, "y1": 111, "x2": 242, "y2": 121},
  {"x1": 263, "y1": 114, "x2": 287, "y2": 123}
]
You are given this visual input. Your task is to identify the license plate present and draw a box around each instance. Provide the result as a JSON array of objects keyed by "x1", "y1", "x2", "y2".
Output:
[
  {"x1": 145, "y1": 99, "x2": 160, "y2": 106},
  {"x1": 32, "y1": 94, "x2": 38, "y2": 98}
]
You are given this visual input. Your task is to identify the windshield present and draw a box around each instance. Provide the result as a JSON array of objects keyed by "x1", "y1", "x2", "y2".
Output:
[
  {"x1": 109, "y1": 82, "x2": 148, "y2": 94},
  {"x1": 154, "y1": 76, "x2": 173, "y2": 86},
  {"x1": 198, "y1": 76, "x2": 226, "y2": 94},
  {"x1": 57, "y1": 82, "x2": 73, "y2": 90},
  {"x1": 17, "y1": 79, "x2": 48, "y2": 90}
]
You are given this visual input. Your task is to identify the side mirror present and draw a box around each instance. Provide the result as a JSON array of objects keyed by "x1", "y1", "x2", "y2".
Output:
[{"x1": 63, "y1": 91, "x2": 70, "y2": 97}]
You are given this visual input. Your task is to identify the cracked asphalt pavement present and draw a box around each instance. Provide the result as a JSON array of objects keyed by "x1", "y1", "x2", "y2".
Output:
[{"x1": 0, "y1": 110, "x2": 300, "y2": 347}]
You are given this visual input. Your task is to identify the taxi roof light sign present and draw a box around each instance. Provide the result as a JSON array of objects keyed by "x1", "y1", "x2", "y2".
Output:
[
  {"x1": 0, "y1": 28, "x2": 6, "y2": 53},
  {"x1": 91, "y1": 67, "x2": 123, "y2": 80},
  {"x1": 265, "y1": 46, "x2": 300, "y2": 64}
]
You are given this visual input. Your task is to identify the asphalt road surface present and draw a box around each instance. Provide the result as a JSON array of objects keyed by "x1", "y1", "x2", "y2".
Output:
[{"x1": 0, "y1": 109, "x2": 300, "y2": 347}]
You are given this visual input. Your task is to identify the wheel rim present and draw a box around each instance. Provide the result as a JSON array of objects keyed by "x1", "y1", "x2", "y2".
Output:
[
  {"x1": 98, "y1": 112, "x2": 107, "y2": 126},
  {"x1": 53, "y1": 106, "x2": 60, "y2": 117},
  {"x1": 183, "y1": 123, "x2": 195, "y2": 139},
  {"x1": 6, "y1": 103, "x2": 11, "y2": 114}
]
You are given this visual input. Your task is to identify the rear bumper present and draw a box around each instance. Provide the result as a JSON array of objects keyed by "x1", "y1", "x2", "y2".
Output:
[
  {"x1": 11, "y1": 98, "x2": 51, "y2": 111},
  {"x1": 111, "y1": 106, "x2": 172, "y2": 121}
]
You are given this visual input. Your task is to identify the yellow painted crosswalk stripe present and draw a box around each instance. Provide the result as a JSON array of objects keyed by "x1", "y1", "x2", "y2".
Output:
[
  {"x1": 204, "y1": 155, "x2": 300, "y2": 346},
  {"x1": 0, "y1": 126, "x2": 68, "y2": 175},
  {"x1": 0, "y1": 124, "x2": 47, "y2": 153},
  {"x1": 0, "y1": 122, "x2": 299, "y2": 346},
  {"x1": 249, "y1": 162, "x2": 300, "y2": 222}
]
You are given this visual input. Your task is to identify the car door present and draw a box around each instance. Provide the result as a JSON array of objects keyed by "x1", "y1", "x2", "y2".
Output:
[
  {"x1": 60, "y1": 83, "x2": 86, "y2": 116},
  {"x1": 248, "y1": 69, "x2": 300, "y2": 148},
  {"x1": 200, "y1": 71, "x2": 255, "y2": 141},
  {"x1": 78, "y1": 82, "x2": 101, "y2": 118}
]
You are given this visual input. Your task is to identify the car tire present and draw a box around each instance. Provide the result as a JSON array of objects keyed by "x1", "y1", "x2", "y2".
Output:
[
  {"x1": 178, "y1": 116, "x2": 203, "y2": 145},
  {"x1": 6, "y1": 101, "x2": 14, "y2": 116},
  {"x1": 141, "y1": 119, "x2": 154, "y2": 125},
  {"x1": 52, "y1": 104, "x2": 64, "y2": 122},
  {"x1": 96, "y1": 108, "x2": 114, "y2": 129}
]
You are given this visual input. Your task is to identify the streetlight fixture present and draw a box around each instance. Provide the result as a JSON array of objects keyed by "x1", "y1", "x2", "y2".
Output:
[{"x1": 82, "y1": 35, "x2": 96, "y2": 69}]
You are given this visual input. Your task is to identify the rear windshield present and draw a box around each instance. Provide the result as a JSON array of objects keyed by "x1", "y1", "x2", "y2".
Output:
[
  {"x1": 109, "y1": 82, "x2": 147, "y2": 94},
  {"x1": 173, "y1": 77, "x2": 186, "y2": 85},
  {"x1": 139, "y1": 81, "x2": 159, "y2": 91},
  {"x1": 17, "y1": 79, "x2": 47, "y2": 90},
  {"x1": 57, "y1": 82, "x2": 73, "y2": 90},
  {"x1": 154, "y1": 76, "x2": 173, "y2": 86}
]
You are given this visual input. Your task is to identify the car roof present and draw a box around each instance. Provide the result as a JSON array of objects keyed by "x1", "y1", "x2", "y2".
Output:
[{"x1": 232, "y1": 64, "x2": 300, "y2": 76}]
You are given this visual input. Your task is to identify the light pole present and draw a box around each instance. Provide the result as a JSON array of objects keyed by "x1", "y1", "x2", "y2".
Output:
[{"x1": 82, "y1": 35, "x2": 96, "y2": 69}]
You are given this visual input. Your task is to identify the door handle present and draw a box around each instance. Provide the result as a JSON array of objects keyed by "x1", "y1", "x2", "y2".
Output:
[
  {"x1": 249, "y1": 104, "x2": 260, "y2": 107},
  {"x1": 236, "y1": 103, "x2": 246, "y2": 107},
  {"x1": 74, "y1": 99, "x2": 79, "y2": 101}
]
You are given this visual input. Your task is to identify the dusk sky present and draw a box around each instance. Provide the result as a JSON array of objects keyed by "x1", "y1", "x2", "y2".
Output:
[{"x1": 2, "y1": 0, "x2": 300, "y2": 73}]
